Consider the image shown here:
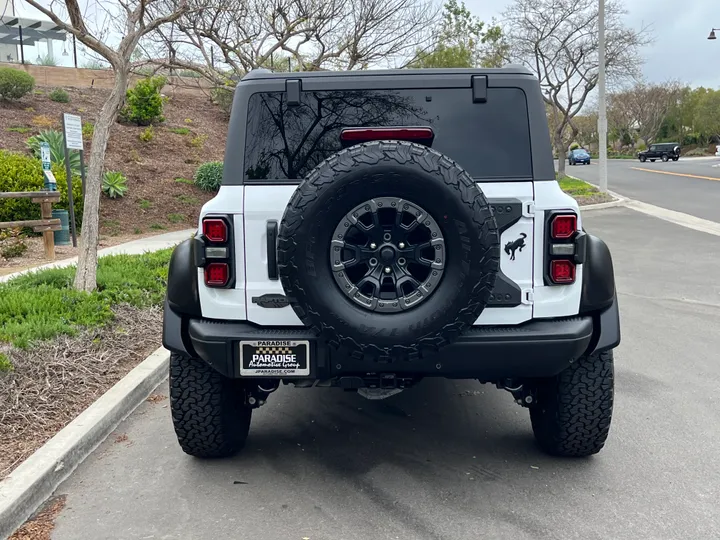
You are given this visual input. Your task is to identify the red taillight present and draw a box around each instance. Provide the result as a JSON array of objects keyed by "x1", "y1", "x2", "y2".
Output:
[
  {"x1": 550, "y1": 260, "x2": 576, "y2": 284},
  {"x1": 340, "y1": 127, "x2": 434, "y2": 143},
  {"x1": 205, "y1": 262, "x2": 229, "y2": 286},
  {"x1": 551, "y1": 215, "x2": 577, "y2": 239},
  {"x1": 203, "y1": 218, "x2": 228, "y2": 243}
]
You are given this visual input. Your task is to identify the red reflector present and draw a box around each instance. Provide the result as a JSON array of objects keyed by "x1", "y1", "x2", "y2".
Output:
[
  {"x1": 551, "y1": 215, "x2": 577, "y2": 239},
  {"x1": 550, "y1": 260, "x2": 576, "y2": 284},
  {"x1": 340, "y1": 127, "x2": 434, "y2": 143},
  {"x1": 203, "y1": 218, "x2": 228, "y2": 243},
  {"x1": 205, "y1": 262, "x2": 229, "y2": 286}
]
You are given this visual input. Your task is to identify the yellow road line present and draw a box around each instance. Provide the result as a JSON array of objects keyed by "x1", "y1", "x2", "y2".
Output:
[{"x1": 630, "y1": 167, "x2": 720, "y2": 182}]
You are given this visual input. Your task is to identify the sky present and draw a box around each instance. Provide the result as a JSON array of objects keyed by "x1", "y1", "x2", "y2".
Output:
[
  {"x1": 9, "y1": 0, "x2": 720, "y2": 89},
  {"x1": 467, "y1": 0, "x2": 720, "y2": 89}
]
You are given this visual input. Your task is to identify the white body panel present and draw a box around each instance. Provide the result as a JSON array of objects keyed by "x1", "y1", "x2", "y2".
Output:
[{"x1": 197, "y1": 181, "x2": 583, "y2": 324}]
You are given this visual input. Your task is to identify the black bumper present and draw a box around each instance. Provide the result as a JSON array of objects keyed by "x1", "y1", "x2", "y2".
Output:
[{"x1": 163, "y1": 297, "x2": 620, "y2": 381}]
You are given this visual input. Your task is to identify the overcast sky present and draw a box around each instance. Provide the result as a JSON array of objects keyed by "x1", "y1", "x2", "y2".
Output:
[
  {"x1": 12, "y1": 0, "x2": 720, "y2": 89},
  {"x1": 469, "y1": 0, "x2": 719, "y2": 89}
]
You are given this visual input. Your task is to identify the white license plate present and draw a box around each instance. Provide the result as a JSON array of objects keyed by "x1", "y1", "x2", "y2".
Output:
[{"x1": 239, "y1": 340, "x2": 310, "y2": 377}]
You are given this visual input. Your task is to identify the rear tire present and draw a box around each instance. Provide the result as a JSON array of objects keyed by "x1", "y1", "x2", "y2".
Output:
[
  {"x1": 169, "y1": 353, "x2": 252, "y2": 458},
  {"x1": 529, "y1": 350, "x2": 614, "y2": 457}
]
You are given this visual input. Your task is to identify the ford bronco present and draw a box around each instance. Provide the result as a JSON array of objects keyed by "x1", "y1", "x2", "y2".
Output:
[{"x1": 162, "y1": 66, "x2": 620, "y2": 459}]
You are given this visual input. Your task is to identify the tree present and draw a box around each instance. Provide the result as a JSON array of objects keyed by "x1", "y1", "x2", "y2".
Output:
[
  {"x1": 409, "y1": 0, "x2": 508, "y2": 69},
  {"x1": 694, "y1": 89, "x2": 720, "y2": 144},
  {"x1": 22, "y1": 0, "x2": 188, "y2": 292},
  {"x1": 609, "y1": 81, "x2": 681, "y2": 146},
  {"x1": 147, "y1": 0, "x2": 437, "y2": 83},
  {"x1": 502, "y1": 0, "x2": 650, "y2": 176}
]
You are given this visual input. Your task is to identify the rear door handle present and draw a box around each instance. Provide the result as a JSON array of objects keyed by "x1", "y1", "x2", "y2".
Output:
[{"x1": 267, "y1": 220, "x2": 278, "y2": 280}]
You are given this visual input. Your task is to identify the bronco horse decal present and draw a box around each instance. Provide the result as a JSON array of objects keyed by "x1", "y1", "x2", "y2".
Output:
[{"x1": 504, "y1": 233, "x2": 527, "y2": 261}]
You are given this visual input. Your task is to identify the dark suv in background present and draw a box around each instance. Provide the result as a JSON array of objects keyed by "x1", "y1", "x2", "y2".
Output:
[{"x1": 638, "y1": 143, "x2": 680, "y2": 162}]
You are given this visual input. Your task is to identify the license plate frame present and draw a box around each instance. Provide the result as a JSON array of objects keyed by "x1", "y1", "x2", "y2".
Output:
[{"x1": 239, "y1": 340, "x2": 310, "y2": 377}]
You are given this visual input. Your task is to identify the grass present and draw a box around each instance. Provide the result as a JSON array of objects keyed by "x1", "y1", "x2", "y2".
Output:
[
  {"x1": 150, "y1": 223, "x2": 167, "y2": 230},
  {"x1": 557, "y1": 175, "x2": 600, "y2": 198},
  {"x1": 139, "y1": 199, "x2": 152, "y2": 210},
  {"x1": 0, "y1": 249, "x2": 171, "y2": 349},
  {"x1": 174, "y1": 177, "x2": 194, "y2": 185},
  {"x1": 176, "y1": 194, "x2": 200, "y2": 205},
  {"x1": 168, "y1": 213, "x2": 184, "y2": 224},
  {"x1": 168, "y1": 127, "x2": 191, "y2": 136},
  {"x1": 6, "y1": 127, "x2": 32, "y2": 133}
]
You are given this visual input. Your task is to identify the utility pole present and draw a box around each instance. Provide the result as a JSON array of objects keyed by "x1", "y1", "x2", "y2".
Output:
[{"x1": 597, "y1": 0, "x2": 608, "y2": 193}]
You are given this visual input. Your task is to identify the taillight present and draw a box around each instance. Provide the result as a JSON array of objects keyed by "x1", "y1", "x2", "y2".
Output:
[
  {"x1": 205, "y1": 262, "x2": 230, "y2": 286},
  {"x1": 546, "y1": 212, "x2": 578, "y2": 285},
  {"x1": 550, "y1": 260, "x2": 576, "y2": 284},
  {"x1": 200, "y1": 216, "x2": 233, "y2": 288},
  {"x1": 203, "y1": 218, "x2": 228, "y2": 243},
  {"x1": 551, "y1": 215, "x2": 577, "y2": 239},
  {"x1": 340, "y1": 127, "x2": 434, "y2": 145}
]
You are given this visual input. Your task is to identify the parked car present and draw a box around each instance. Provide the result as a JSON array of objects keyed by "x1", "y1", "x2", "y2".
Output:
[
  {"x1": 163, "y1": 66, "x2": 620, "y2": 460},
  {"x1": 637, "y1": 143, "x2": 680, "y2": 163},
  {"x1": 568, "y1": 148, "x2": 591, "y2": 165}
]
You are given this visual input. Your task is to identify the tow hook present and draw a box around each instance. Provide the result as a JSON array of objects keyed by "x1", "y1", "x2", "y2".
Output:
[
  {"x1": 245, "y1": 379, "x2": 280, "y2": 409},
  {"x1": 497, "y1": 379, "x2": 537, "y2": 408}
]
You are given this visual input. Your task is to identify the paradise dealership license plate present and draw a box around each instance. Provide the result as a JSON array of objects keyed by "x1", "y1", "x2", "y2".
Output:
[{"x1": 239, "y1": 340, "x2": 310, "y2": 377}]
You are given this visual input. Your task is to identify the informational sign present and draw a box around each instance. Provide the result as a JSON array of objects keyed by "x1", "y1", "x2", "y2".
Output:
[
  {"x1": 40, "y1": 142, "x2": 51, "y2": 170},
  {"x1": 63, "y1": 113, "x2": 84, "y2": 150}
]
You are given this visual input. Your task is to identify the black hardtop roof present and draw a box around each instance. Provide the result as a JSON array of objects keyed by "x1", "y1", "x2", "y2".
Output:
[{"x1": 241, "y1": 65, "x2": 534, "y2": 81}]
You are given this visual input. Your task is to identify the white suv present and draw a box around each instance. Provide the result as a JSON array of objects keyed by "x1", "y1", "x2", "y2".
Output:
[{"x1": 162, "y1": 67, "x2": 620, "y2": 459}]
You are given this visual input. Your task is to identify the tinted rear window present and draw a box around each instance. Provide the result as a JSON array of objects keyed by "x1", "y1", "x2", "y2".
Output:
[{"x1": 243, "y1": 88, "x2": 532, "y2": 181}]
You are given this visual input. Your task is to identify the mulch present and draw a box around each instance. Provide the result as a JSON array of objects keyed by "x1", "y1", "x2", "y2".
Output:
[
  {"x1": 0, "y1": 304, "x2": 163, "y2": 479},
  {"x1": 0, "y1": 85, "x2": 228, "y2": 237}
]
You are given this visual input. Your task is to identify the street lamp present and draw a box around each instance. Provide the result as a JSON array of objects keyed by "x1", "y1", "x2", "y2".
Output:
[{"x1": 708, "y1": 28, "x2": 719, "y2": 40}]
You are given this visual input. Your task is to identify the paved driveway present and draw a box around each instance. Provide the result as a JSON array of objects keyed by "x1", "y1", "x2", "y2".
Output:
[
  {"x1": 563, "y1": 157, "x2": 720, "y2": 222},
  {"x1": 50, "y1": 208, "x2": 720, "y2": 540}
]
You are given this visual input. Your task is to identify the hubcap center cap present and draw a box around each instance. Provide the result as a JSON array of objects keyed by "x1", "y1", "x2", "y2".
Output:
[{"x1": 380, "y1": 246, "x2": 396, "y2": 264}]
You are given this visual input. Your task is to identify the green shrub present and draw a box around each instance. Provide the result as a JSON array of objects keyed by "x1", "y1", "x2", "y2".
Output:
[
  {"x1": 683, "y1": 147, "x2": 709, "y2": 157},
  {"x1": 139, "y1": 199, "x2": 151, "y2": 210},
  {"x1": 120, "y1": 76, "x2": 167, "y2": 126},
  {"x1": 82, "y1": 122, "x2": 94, "y2": 139},
  {"x1": 102, "y1": 171, "x2": 128, "y2": 199},
  {"x1": 26, "y1": 129, "x2": 82, "y2": 176},
  {"x1": 636, "y1": 142, "x2": 647, "y2": 151},
  {"x1": 168, "y1": 127, "x2": 190, "y2": 135},
  {"x1": 211, "y1": 85, "x2": 235, "y2": 115},
  {"x1": 193, "y1": 161, "x2": 223, "y2": 192},
  {"x1": 189, "y1": 134, "x2": 207, "y2": 148},
  {"x1": 569, "y1": 142, "x2": 580, "y2": 151},
  {"x1": 139, "y1": 126, "x2": 154, "y2": 143},
  {"x1": 167, "y1": 213, "x2": 184, "y2": 224},
  {"x1": 0, "y1": 249, "x2": 171, "y2": 348},
  {"x1": 0, "y1": 150, "x2": 84, "y2": 226},
  {"x1": 6, "y1": 127, "x2": 32, "y2": 134},
  {"x1": 49, "y1": 87, "x2": 70, "y2": 103},
  {"x1": 1, "y1": 240, "x2": 28, "y2": 259},
  {"x1": 0, "y1": 67, "x2": 35, "y2": 100}
]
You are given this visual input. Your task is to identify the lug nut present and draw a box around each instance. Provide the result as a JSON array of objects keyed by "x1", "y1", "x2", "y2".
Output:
[
  {"x1": 370, "y1": 243, "x2": 377, "y2": 249},
  {"x1": 398, "y1": 242, "x2": 405, "y2": 249},
  {"x1": 384, "y1": 267, "x2": 392, "y2": 274},
  {"x1": 248, "y1": 396, "x2": 257, "y2": 405}
]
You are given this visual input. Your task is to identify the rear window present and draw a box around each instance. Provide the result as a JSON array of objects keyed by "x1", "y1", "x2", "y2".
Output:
[{"x1": 243, "y1": 88, "x2": 532, "y2": 181}]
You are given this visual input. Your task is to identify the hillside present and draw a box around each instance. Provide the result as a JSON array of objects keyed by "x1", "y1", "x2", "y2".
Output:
[{"x1": 0, "y1": 85, "x2": 228, "y2": 237}]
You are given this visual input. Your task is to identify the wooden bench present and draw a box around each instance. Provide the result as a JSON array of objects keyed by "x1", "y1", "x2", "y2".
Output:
[{"x1": 0, "y1": 191, "x2": 62, "y2": 260}]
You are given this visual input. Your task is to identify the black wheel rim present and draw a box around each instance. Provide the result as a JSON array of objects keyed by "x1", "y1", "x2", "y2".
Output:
[{"x1": 329, "y1": 197, "x2": 445, "y2": 313}]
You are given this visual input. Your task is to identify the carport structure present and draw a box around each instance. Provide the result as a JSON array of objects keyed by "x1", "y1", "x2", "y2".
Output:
[{"x1": 0, "y1": 15, "x2": 75, "y2": 67}]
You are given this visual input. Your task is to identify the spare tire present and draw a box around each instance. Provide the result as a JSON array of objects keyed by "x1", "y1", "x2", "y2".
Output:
[{"x1": 277, "y1": 141, "x2": 500, "y2": 361}]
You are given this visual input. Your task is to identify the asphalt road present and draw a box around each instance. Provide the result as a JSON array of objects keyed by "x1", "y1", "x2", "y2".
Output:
[
  {"x1": 50, "y1": 207, "x2": 720, "y2": 540},
  {"x1": 561, "y1": 157, "x2": 720, "y2": 223}
]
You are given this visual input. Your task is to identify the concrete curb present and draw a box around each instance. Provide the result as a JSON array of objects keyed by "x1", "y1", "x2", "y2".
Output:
[
  {"x1": 0, "y1": 347, "x2": 170, "y2": 539},
  {"x1": 580, "y1": 196, "x2": 628, "y2": 212}
]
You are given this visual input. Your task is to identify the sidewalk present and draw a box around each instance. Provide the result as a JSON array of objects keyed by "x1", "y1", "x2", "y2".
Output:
[{"x1": 0, "y1": 229, "x2": 195, "y2": 283}]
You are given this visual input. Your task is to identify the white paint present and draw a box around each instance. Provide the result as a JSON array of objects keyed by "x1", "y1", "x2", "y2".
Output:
[
  {"x1": 474, "y1": 182, "x2": 534, "y2": 325},
  {"x1": 532, "y1": 181, "x2": 584, "y2": 319}
]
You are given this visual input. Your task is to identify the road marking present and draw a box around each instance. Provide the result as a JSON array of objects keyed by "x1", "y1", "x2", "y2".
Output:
[
  {"x1": 625, "y1": 200, "x2": 720, "y2": 238},
  {"x1": 630, "y1": 167, "x2": 720, "y2": 182}
]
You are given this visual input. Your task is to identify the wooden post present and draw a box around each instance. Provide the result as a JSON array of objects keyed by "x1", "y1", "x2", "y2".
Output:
[{"x1": 40, "y1": 200, "x2": 55, "y2": 260}]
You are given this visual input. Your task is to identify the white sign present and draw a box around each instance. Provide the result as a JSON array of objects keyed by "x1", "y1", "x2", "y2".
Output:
[
  {"x1": 63, "y1": 113, "x2": 84, "y2": 150},
  {"x1": 40, "y1": 142, "x2": 51, "y2": 170}
]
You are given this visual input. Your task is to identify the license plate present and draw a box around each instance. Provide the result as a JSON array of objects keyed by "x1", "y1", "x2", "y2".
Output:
[{"x1": 239, "y1": 340, "x2": 310, "y2": 377}]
